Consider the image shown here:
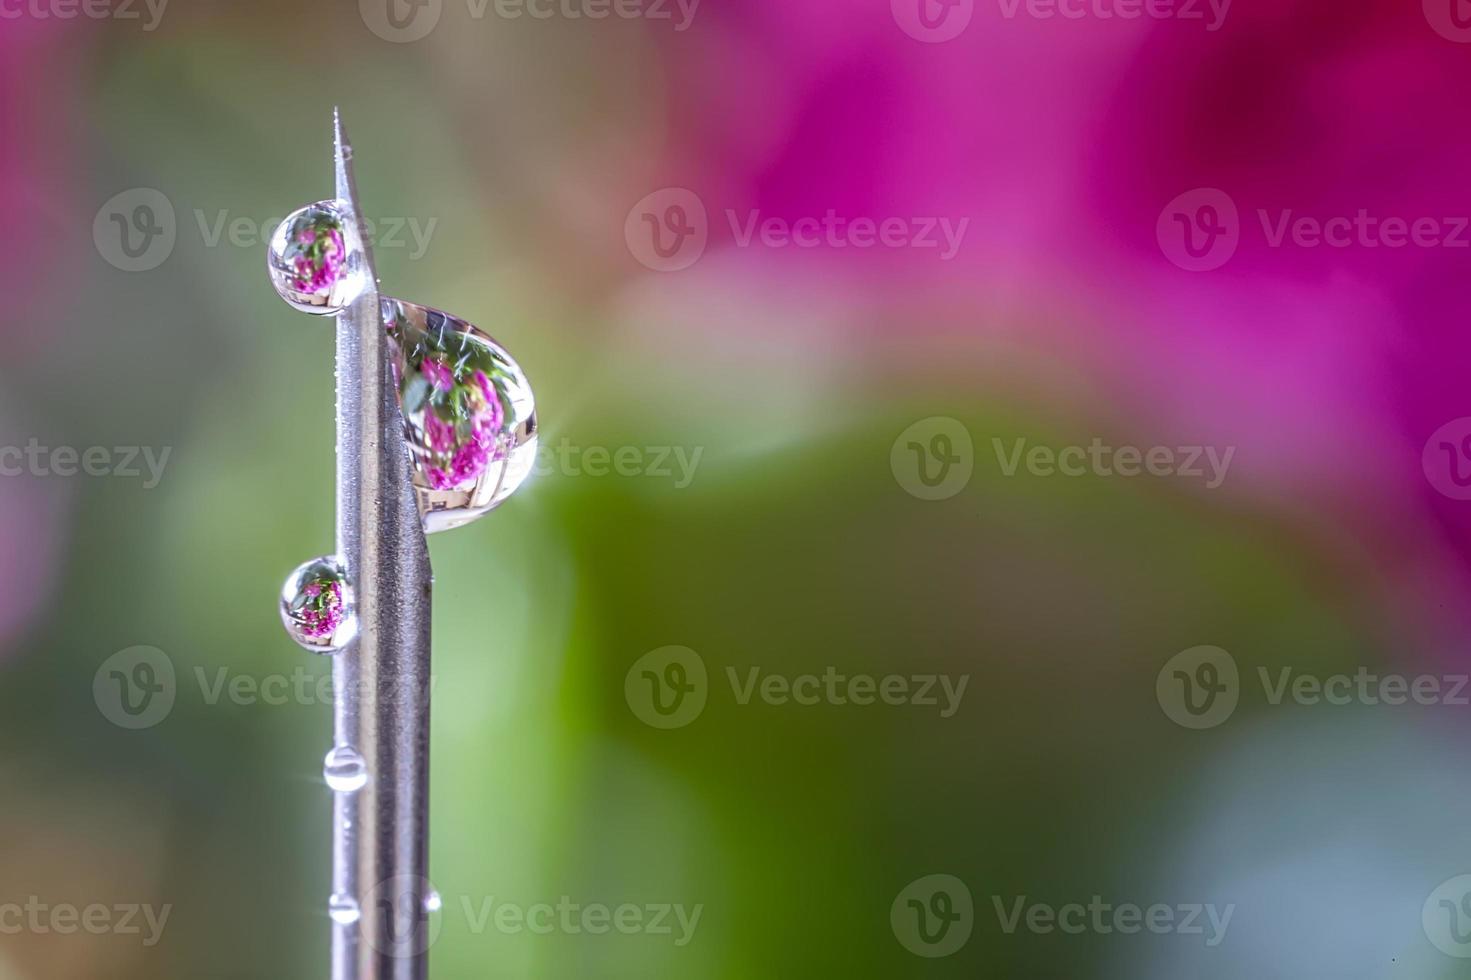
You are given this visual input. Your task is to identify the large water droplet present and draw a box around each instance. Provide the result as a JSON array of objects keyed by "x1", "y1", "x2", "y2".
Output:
[
  {"x1": 383, "y1": 298, "x2": 537, "y2": 533},
  {"x1": 328, "y1": 894, "x2": 361, "y2": 925},
  {"x1": 268, "y1": 200, "x2": 367, "y2": 315},
  {"x1": 323, "y1": 746, "x2": 369, "y2": 793},
  {"x1": 280, "y1": 557, "x2": 358, "y2": 653}
]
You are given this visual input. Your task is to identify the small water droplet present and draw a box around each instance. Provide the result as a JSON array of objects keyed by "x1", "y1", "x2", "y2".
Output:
[
  {"x1": 328, "y1": 893, "x2": 361, "y2": 925},
  {"x1": 383, "y1": 298, "x2": 537, "y2": 534},
  {"x1": 280, "y1": 557, "x2": 357, "y2": 654},
  {"x1": 424, "y1": 889, "x2": 442, "y2": 913},
  {"x1": 268, "y1": 200, "x2": 367, "y2": 315},
  {"x1": 323, "y1": 746, "x2": 369, "y2": 793}
]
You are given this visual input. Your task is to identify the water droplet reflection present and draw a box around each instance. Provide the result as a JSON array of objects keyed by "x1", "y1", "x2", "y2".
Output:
[
  {"x1": 323, "y1": 746, "x2": 369, "y2": 793},
  {"x1": 268, "y1": 200, "x2": 367, "y2": 315},
  {"x1": 328, "y1": 894, "x2": 361, "y2": 925},
  {"x1": 280, "y1": 557, "x2": 357, "y2": 654},
  {"x1": 383, "y1": 299, "x2": 537, "y2": 533}
]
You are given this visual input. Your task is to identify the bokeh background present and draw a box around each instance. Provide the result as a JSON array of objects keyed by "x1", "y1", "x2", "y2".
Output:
[{"x1": 5, "y1": 0, "x2": 1471, "y2": 976}]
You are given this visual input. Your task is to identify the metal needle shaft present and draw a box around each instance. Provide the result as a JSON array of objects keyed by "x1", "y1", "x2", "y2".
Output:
[{"x1": 331, "y1": 109, "x2": 435, "y2": 980}]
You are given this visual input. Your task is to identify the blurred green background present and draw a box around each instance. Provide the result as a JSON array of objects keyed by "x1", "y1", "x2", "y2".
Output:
[{"x1": 4, "y1": 1, "x2": 1471, "y2": 977}]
